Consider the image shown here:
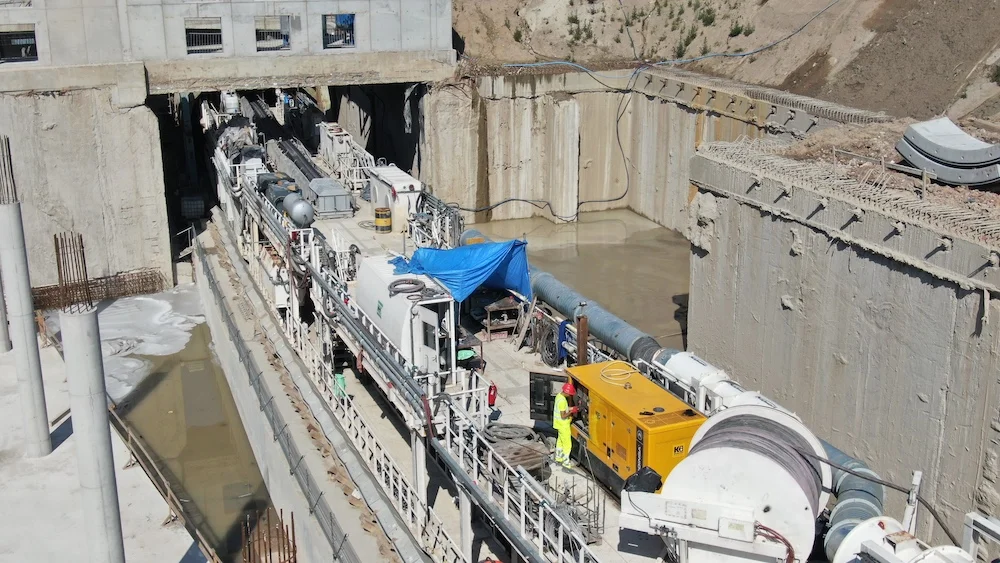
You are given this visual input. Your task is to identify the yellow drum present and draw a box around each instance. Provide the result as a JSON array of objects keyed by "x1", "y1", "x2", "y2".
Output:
[{"x1": 374, "y1": 207, "x2": 392, "y2": 234}]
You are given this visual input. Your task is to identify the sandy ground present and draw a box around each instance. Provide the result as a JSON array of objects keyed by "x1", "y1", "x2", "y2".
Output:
[
  {"x1": 781, "y1": 118, "x2": 1000, "y2": 216},
  {"x1": 455, "y1": 0, "x2": 1000, "y2": 119},
  {"x1": 0, "y1": 341, "x2": 202, "y2": 563}
]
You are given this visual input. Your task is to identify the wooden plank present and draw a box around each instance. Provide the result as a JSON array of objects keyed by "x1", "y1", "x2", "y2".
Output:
[{"x1": 508, "y1": 296, "x2": 537, "y2": 348}]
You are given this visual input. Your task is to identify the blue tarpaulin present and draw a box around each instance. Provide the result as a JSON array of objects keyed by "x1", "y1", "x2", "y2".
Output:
[{"x1": 389, "y1": 241, "x2": 532, "y2": 302}]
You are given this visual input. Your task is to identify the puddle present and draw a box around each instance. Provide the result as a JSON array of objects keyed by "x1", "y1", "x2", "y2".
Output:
[
  {"x1": 472, "y1": 209, "x2": 690, "y2": 351},
  {"x1": 118, "y1": 323, "x2": 270, "y2": 561}
]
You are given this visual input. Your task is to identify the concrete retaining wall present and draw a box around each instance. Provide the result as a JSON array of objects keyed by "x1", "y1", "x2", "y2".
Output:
[
  {"x1": 687, "y1": 147, "x2": 1000, "y2": 544},
  {"x1": 0, "y1": 87, "x2": 172, "y2": 286},
  {"x1": 408, "y1": 69, "x2": 883, "y2": 231}
]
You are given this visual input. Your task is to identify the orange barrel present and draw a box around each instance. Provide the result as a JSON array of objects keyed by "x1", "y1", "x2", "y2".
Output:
[{"x1": 374, "y1": 207, "x2": 392, "y2": 234}]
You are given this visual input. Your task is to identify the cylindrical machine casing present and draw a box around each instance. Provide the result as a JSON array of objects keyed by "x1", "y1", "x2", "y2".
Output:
[
  {"x1": 658, "y1": 405, "x2": 832, "y2": 561},
  {"x1": 283, "y1": 192, "x2": 315, "y2": 227},
  {"x1": 61, "y1": 309, "x2": 126, "y2": 563}
]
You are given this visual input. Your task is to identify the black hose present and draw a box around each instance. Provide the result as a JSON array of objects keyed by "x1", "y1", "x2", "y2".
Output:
[
  {"x1": 793, "y1": 446, "x2": 960, "y2": 547},
  {"x1": 484, "y1": 423, "x2": 538, "y2": 443},
  {"x1": 388, "y1": 278, "x2": 425, "y2": 297}
]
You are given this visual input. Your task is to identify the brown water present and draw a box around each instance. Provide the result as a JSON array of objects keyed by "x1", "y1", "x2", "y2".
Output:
[
  {"x1": 473, "y1": 209, "x2": 691, "y2": 351},
  {"x1": 119, "y1": 324, "x2": 270, "y2": 561}
]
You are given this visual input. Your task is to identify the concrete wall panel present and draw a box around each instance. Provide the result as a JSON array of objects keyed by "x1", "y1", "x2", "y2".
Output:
[
  {"x1": 688, "y1": 164, "x2": 1000, "y2": 543},
  {"x1": 368, "y1": 0, "x2": 400, "y2": 51},
  {"x1": 0, "y1": 89, "x2": 171, "y2": 285},
  {"x1": 127, "y1": 5, "x2": 167, "y2": 60},
  {"x1": 415, "y1": 82, "x2": 480, "y2": 216},
  {"x1": 399, "y1": 0, "x2": 430, "y2": 52},
  {"x1": 44, "y1": 8, "x2": 88, "y2": 65},
  {"x1": 82, "y1": 6, "x2": 123, "y2": 63}
]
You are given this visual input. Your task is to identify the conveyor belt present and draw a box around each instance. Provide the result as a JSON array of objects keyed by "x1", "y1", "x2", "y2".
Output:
[{"x1": 277, "y1": 138, "x2": 324, "y2": 182}]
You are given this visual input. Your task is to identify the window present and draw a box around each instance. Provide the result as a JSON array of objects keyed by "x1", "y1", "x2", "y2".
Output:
[
  {"x1": 322, "y1": 14, "x2": 355, "y2": 49},
  {"x1": 185, "y1": 17, "x2": 223, "y2": 55},
  {"x1": 0, "y1": 24, "x2": 38, "y2": 63},
  {"x1": 423, "y1": 321, "x2": 439, "y2": 349},
  {"x1": 255, "y1": 15, "x2": 290, "y2": 52}
]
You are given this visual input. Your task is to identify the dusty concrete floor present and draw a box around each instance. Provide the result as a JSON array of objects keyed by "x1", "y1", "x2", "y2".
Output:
[{"x1": 0, "y1": 341, "x2": 201, "y2": 562}]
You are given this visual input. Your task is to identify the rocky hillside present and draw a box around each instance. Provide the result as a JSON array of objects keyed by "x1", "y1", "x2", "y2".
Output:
[{"x1": 454, "y1": 0, "x2": 1000, "y2": 119}]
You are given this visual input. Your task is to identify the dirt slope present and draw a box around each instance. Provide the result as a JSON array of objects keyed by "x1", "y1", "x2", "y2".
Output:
[{"x1": 455, "y1": 0, "x2": 1000, "y2": 119}]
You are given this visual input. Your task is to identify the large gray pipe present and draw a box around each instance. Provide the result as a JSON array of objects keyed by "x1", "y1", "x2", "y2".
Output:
[
  {"x1": 61, "y1": 308, "x2": 126, "y2": 563},
  {"x1": 822, "y1": 440, "x2": 885, "y2": 561},
  {"x1": 460, "y1": 229, "x2": 672, "y2": 364},
  {"x1": 0, "y1": 202, "x2": 51, "y2": 457}
]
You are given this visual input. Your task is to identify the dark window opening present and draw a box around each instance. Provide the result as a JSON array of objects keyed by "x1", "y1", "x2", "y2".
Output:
[
  {"x1": 185, "y1": 17, "x2": 223, "y2": 54},
  {"x1": 322, "y1": 14, "x2": 355, "y2": 49},
  {"x1": 255, "y1": 15, "x2": 290, "y2": 52},
  {"x1": 0, "y1": 25, "x2": 38, "y2": 63}
]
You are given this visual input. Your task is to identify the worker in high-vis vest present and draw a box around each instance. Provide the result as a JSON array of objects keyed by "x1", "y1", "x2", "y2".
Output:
[{"x1": 553, "y1": 381, "x2": 579, "y2": 468}]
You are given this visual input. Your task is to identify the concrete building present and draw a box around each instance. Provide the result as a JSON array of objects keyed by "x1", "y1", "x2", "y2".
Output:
[{"x1": 0, "y1": 0, "x2": 455, "y2": 286}]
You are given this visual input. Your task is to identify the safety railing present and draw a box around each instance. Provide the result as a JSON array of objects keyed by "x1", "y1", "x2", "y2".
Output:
[
  {"x1": 208, "y1": 118, "x2": 603, "y2": 562},
  {"x1": 440, "y1": 396, "x2": 601, "y2": 563},
  {"x1": 194, "y1": 236, "x2": 362, "y2": 563},
  {"x1": 185, "y1": 29, "x2": 223, "y2": 54},
  {"x1": 301, "y1": 336, "x2": 465, "y2": 563}
]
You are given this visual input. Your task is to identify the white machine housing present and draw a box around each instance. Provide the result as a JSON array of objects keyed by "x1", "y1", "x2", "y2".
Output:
[
  {"x1": 367, "y1": 165, "x2": 423, "y2": 231},
  {"x1": 353, "y1": 256, "x2": 455, "y2": 373},
  {"x1": 836, "y1": 516, "x2": 974, "y2": 563},
  {"x1": 620, "y1": 404, "x2": 832, "y2": 563}
]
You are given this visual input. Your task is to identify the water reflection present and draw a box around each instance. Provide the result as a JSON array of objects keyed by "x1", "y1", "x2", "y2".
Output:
[
  {"x1": 473, "y1": 209, "x2": 690, "y2": 351},
  {"x1": 117, "y1": 324, "x2": 270, "y2": 561}
]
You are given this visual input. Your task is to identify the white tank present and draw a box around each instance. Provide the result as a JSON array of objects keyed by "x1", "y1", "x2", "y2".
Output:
[
  {"x1": 221, "y1": 91, "x2": 240, "y2": 115},
  {"x1": 833, "y1": 517, "x2": 974, "y2": 563}
]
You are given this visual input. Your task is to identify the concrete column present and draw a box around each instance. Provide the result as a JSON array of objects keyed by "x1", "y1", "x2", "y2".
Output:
[
  {"x1": 411, "y1": 431, "x2": 427, "y2": 522},
  {"x1": 459, "y1": 486, "x2": 473, "y2": 563},
  {"x1": 0, "y1": 202, "x2": 50, "y2": 457},
  {"x1": 61, "y1": 308, "x2": 126, "y2": 563},
  {"x1": 0, "y1": 270, "x2": 11, "y2": 352}
]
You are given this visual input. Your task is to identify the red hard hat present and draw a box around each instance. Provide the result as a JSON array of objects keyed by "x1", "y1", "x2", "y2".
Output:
[{"x1": 562, "y1": 381, "x2": 576, "y2": 396}]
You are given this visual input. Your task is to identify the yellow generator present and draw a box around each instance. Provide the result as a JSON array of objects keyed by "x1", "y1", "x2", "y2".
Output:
[{"x1": 529, "y1": 360, "x2": 705, "y2": 493}]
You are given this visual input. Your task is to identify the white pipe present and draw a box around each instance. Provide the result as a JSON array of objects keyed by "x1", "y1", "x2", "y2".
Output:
[
  {"x1": 0, "y1": 270, "x2": 11, "y2": 352},
  {"x1": 60, "y1": 308, "x2": 126, "y2": 563},
  {"x1": 0, "y1": 202, "x2": 50, "y2": 457}
]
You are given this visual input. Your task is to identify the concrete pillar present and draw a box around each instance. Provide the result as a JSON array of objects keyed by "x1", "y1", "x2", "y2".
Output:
[
  {"x1": 411, "y1": 431, "x2": 427, "y2": 521},
  {"x1": 0, "y1": 202, "x2": 50, "y2": 457},
  {"x1": 459, "y1": 486, "x2": 473, "y2": 563},
  {"x1": 61, "y1": 308, "x2": 126, "y2": 563},
  {"x1": 0, "y1": 271, "x2": 11, "y2": 352}
]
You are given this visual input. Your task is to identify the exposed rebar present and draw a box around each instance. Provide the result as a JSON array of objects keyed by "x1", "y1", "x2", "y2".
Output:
[
  {"x1": 54, "y1": 232, "x2": 94, "y2": 313},
  {"x1": 0, "y1": 135, "x2": 17, "y2": 205}
]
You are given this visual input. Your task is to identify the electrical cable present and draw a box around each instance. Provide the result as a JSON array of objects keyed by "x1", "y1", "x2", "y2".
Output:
[
  {"x1": 599, "y1": 360, "x2": 639, "y2": 386},
  {"x1": 448, "y1": 66, "x2": 644, "y2": 223},
  {"x1": 451, "y1": 0, "x2": 846, "y2": 220},
  {"x1": 754, "y1": 522, "x2": 795, "y2": 563},
  {"x1": 793, "y1": 446, "x2": 961, "y2": 547}
]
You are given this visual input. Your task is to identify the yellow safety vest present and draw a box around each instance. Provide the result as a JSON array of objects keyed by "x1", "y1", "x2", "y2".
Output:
[{"x1": 553, "y1": 393, "x2": 571, "y2": 431}]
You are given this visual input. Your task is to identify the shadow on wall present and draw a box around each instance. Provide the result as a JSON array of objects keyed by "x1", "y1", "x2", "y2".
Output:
[
  {"x1": 330, "y1": 84, "x2": 425, "y2": 175},
  {"x1": 452, "y1": 28, "x2": 465, "y2": 56}
]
